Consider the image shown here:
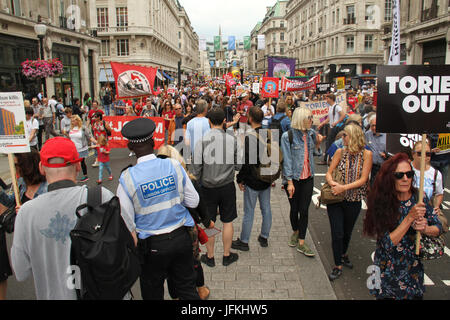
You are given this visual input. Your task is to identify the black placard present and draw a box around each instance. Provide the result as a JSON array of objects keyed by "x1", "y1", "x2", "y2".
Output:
[
  {"x1": 316, "y1": 82, "x2": 332, "y2": 94},
  {"x1": 376, "y1": 65, "x2": 450, "y2": 134}
]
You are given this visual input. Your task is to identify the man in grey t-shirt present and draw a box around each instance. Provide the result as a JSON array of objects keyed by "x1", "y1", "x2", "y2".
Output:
[{"x1": 11, "y1": 137, "x2": 136, "y2": 299}]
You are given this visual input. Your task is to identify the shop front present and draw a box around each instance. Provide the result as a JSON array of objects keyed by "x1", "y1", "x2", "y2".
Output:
[
  {"x1": 0, "y1": 33, "x2": 41, "y2": 100},
  {"x1": 52, "y1": 44, "x2": 81, "y2": 107}
]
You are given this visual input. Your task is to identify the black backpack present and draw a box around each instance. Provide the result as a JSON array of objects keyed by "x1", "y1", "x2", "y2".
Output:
[
  {"x1": 268, "y1": 115, "x2": 287, "y2": 143},
  {"x1": 70, "y1": 185, "x2": 141, "y2": 300}
]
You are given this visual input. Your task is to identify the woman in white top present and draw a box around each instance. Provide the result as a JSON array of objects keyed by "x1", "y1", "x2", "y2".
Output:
[
  {"x1": 411, "y1": 140, "x2": 444, "y2": 212},
  {"x1": 261, "y1": 99, "x2": 275, "y2": 129},
  {"x1": 68, "y1": 115, "x2": 92, "y2": 183}
]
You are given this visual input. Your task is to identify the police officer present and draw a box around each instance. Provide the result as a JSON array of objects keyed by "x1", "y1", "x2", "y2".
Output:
[{"x1": 117, "y1": 118, "x2": 200, "y2": 300}]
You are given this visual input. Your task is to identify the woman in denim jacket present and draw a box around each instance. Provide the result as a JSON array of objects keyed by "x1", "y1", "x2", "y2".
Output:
[
  {"x1": 0, "y1": 150, "x2": 47, "y2": 300},
  {"x1": 281, "y1": 107, "x2": 317, "y2": 257}
]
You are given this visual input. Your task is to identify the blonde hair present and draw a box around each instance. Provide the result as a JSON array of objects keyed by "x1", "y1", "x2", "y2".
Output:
[
  {"x1": 70, "y1": 115, "x2": 83, "y2": 129},
  {"x1": 291, "y1": 107, "x2": 312, "y2": 131},
  {"x1": 346, "y1": 113, "x2": 362, "y2": 126},
  {"x1": 24, "y1": 100, "x2": 31, "y2": 108},
  {"x1": 157, "y1": 145, "x2": 196, "y2": 181},
  {"x1": 344, "y1": 124, "x2": 366, "y2": 154}
]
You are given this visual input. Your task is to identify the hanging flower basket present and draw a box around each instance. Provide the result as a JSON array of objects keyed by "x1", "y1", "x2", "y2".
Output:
[{"x1": 21, "y1": 58, "x2": 64, "y2": 79}]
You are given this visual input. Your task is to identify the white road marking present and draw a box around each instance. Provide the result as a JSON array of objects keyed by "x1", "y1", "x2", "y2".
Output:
[
  {"x1": 445, "y1": 247, "x2": 450, "y2": 257},
  {"x1": 445, "y1": 188, "x2": 450, "y2": 194},
  {"x1": 443, "y1": 281, "x2": 450, "y2": 286},
  {"x1": 424, "y1": 274, "x2": 435, "y2": 286}
]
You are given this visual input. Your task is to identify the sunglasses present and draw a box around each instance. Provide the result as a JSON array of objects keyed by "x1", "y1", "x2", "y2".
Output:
[
  {"x1": 393, "y1": 170, "x2": 414, "y2": 180},
  {"x1": 342, "y1": 133, "x2": 348, "y2": 137},
  {"x1": 415, "y1": 151, "x2": 432, "y2": 157}
]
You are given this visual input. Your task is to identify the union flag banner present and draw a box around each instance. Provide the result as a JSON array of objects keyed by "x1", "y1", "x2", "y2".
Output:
[
  {"x1": 110, "y1": 62, "x2": 159, "y2": 99},
  {"x1": 104, "y1": 116, "x2": 165, "y2": 150},
  {"x1": 281, "y1": 75, "x2": 319, "y2": 92},
  {"x1": 261, "y1": 77, "x2": 279, "y2": 98}
]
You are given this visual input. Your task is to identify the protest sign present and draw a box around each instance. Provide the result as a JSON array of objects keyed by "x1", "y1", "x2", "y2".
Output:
[
  {"x1": 316, "y1": 83, "x2": 332, "y2": 94},
  {"x1": 268, "y1": 57, "x2": 296, "y2": 78},
  {"x1": 336, "y1": 77, "x2": 346, "y2": 90},
  {"x1": 386, "y1": 133, "x2": 422, "y2": 157},
  {"x1": 261, "y1": 77, "x2": 279, "y2": 98},
  {"x1": 281, "y1": 76, "x2": 319, "y2": 92},
  {"x1": 235, "y1": 86, "x2": 245, "y2": 97},
  {"x1": 104, "y1": 116, "x2": 165, "y2": 150},
  {"x1": 252, "y1": 82, "x2": 260, "y2": 94},
  {"x1": 376, "y1": 65, "x2": 450, "y2": 134},
  {"x1": 300, "y1": 93, "x2": 347, "y2": 126},
  {"x1": 0, "y1": 92, "x2": 29, "y2": 154},
  {"x1": 436, "y1": 133, "x2": 450, "y2": 154},
  {"x1": 110, "y1": 62, "x2": 158, "y2": 99}
]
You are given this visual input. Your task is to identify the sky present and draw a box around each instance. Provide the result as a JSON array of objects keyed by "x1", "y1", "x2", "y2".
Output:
[{"x1": 179, "y1": 0, "x2": 278, "y2": 42}]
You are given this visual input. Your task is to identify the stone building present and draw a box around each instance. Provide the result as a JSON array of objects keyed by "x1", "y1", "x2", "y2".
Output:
[{"x1": 0, "y1": 0, "x2": 100, "y2": 104}]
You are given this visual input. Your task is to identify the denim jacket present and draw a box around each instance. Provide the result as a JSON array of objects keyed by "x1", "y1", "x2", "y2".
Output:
[
  {"x1": 0, "y1": 177, "x2": 48, "y2": 208},
  {"x1": 281, "y1": 128, "x2": 316, "y2": 181}
]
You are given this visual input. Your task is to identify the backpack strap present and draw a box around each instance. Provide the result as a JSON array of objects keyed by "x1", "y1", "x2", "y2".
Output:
[
  {"x1": 288, "y1": 129, "x2": 293, "y2": 145},
  {"x1": 88, "y1": 185, "x2": 102, "y2": 210}
]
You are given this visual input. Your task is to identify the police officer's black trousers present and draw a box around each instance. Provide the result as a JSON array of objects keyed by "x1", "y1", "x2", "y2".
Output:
[{"x1": 138, "y1": 227, "x2": 200, "y2": 300}]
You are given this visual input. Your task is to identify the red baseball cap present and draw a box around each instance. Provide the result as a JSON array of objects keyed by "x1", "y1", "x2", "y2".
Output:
[{"x1": 40, "y1": 137, "x2": 83, "y2": 168}]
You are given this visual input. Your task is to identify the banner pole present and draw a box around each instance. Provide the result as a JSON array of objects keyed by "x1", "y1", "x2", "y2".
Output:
[
  {"x1": 415, "y1": 133, "x2": 427, "y2": 256},
  {"x1": 7, "y1": 154, "x2": 21, "y2": 208}
]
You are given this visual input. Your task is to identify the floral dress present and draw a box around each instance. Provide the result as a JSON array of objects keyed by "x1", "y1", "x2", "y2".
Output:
[{"x1": 370, "y1": 194, "x2": 443, "y2": 299}]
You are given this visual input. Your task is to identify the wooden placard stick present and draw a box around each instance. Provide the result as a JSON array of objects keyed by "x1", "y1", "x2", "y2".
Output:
[{"x1": 415, "y1": 133, "x2": 427, "y2": 255}]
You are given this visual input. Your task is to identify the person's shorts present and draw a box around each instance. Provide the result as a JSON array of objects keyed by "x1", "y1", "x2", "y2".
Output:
[{"x1": 201, "y1": 182, "x2": 237, "y2": 223}]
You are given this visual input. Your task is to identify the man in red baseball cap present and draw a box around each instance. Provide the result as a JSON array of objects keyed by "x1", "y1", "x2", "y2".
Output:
[{"x1": 11, "y1": 136, "x2": 137, "y2": 300}]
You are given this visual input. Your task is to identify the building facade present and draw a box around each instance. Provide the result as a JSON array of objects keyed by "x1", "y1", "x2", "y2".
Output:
[
  {"x1": 285, "y1": 0, "x2": 385, "y2": 82},
  {"x1": 381, "y1": 0, "x2": 450, "y2": 65},
  {"x1": 91, "y1": 0, "x2": 200, "y2": 87},
  {"x1": 0, "y1": 0, "x2": 100, "y2": 104}
]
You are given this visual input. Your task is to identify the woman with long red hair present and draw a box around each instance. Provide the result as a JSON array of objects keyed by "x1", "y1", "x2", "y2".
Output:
[{"x1": 363, "y1": 153, "x2": 443, "y2": 300}]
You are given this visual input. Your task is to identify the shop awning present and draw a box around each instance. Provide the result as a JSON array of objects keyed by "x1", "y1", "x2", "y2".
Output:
[
  {"x1": 339, "y1": 68, "x2": 351, "y2": 73},
  {"x1": 156, "y1": 70, "x2": 164, "y2": 81},
  {"x1": 163, "y1": 71, "x2": 174, "y2": 81},
  {"x1": 99, "y1": 68, "x2": 114, "y2": 82}
]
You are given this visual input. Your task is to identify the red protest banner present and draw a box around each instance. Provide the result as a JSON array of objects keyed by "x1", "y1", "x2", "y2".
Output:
[
  {"x1": 281, "y1": 75, "x2": 320, "y2": 92},
  {"x1": 261, "y1": 77, "x2": 279, "y2": 98},
  {"x1": 110, "y1": 62, "x2": 159, "y2": 99},
  {"x1": 104, "y1": 116, "x2": 165, "y2": 150}
]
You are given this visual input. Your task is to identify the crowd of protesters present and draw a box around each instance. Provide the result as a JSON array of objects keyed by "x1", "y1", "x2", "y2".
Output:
[{"x1": 0, "y1": 77, "x2": 448, "y2": 301}]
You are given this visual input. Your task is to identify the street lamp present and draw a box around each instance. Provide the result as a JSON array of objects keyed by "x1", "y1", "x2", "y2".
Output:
[{"x1": 34, "y1": 23, "x2": 47, "y2": 98}]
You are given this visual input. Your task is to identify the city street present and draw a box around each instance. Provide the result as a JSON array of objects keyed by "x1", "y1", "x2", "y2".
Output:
[{"x1": 3, "y1": 147, "x2": 450, "y2": 300}]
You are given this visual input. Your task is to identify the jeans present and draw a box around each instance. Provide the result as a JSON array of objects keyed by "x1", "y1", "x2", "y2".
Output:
[
  {"x1": 43, "y1": 117, "x2": 59, "y2": 141},
  {"x1": 285, "y1": 177, "x2": 313, "y2": 240},
  {"x1": 240, "y1": 186, "x2": 272, "y2": 243},
  {"x1": 98, "y1": 161, "x2": 111, "y2": 181},
  {"x1": 326, "y1": 200, "x2": 362, "y2": 266},
  {"x1": 104, "y1": 104, "x2": 111, "y2": 116}
]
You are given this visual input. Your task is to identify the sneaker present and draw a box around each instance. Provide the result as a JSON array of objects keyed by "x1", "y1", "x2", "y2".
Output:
[
  {"x1": 92, "y1": 161, "x2": 99, "y2": 167},
  {"x1": 288, "y1": 233, "x2": 299, "y2": 247},
  {"x1": 342, "y1": 255, "x2": 353, "y2": 269},
  {"x1": 79, "y1": 176, "x2": 89, "y2": 183},
  {"x1": 97, "y1": 180, "x2": 102, "y2": 185},
  {"x1": 257, "y1": 235, "x2": 268, "y2": 247},
  {"x1": 200, "y1": 254, "x2": 215, "y2": 267},
  {"x1": 296, "y1": 243, "x2": 315, "y2": 257},
  {"x1": 329, "y1": 267, "x2": 343, "y2": 281},
  {"x1": 271, "y1": 182, "x2": 276, "y2": 188},
  {"x1": 129, "y1": 151, "x2": 135, "y2": 157},
  {"x1": 108, "y1": 175, "x2": 113, "y2": 181},
  {"x1": 231, "y1": 238, "x2": 249, "y2": 251},
  {"x1": 222, "y1": 252, "x2": 239, "y2": 266}
]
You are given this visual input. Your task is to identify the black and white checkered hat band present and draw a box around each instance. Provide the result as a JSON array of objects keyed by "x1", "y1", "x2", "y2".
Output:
[{"x1": 128, "y1": 134, "x2": 154, "y2": 143}]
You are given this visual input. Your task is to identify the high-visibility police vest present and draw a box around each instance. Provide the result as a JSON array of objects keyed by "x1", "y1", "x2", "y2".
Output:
[{"x1": 119, "y1": 157, "x2": 194, "y2": 239}]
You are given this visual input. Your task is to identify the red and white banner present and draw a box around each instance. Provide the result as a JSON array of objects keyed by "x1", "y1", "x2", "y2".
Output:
[
  {"x1": 110, "y1": 62, "x2": 159, "y2": 99},
  {"x1": 104, "y1": 116, "x2": 165, "y2": 150},
  {"x1": 281, "y1": 75, "x2": 320, "y2": 92}
]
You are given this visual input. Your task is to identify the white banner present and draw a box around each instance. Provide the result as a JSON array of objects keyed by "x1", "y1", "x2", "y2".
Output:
[
  {"x1": 0, "y1": 92, "x2": 30, "y2": 154},
  {"x1": 257, "y1": 35, "x2": 265, "y2": 50},
  {"x1": 199, "y1": 38, "x2": 207, "y2": 51},
  {"x1": 252, "y1": 82, "x2": 260, "y2": 94},
  {"x1": 388, "y1": 0, "x2": 400, "y2": 65}
]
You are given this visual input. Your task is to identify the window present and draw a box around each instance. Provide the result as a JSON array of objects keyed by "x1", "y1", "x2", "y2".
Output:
[
  {"x1": 332, "y1": 11, "x2": 335, "y2": 25},
  {"x1": 331, "y1": 37, "x2": 335, "y2": 54},
  {"x1": 345, "y1": 5, "x2": 355, "y2": 24},
  {"x1": 280, "y1": 32, "x2": 285, "y2": 41},
  {"x1": 385, "y1": 0, "x2": 392, "y2": 21},
  {"x1": 116, "y1": 39, "x2": 129, "y2": 56},
  {"x1": 421, "y1": 0, "x2": 439, "y2": 21},
  {"x1": 10, "y1": 0, "x2": 21, "y2": 16},
  {"x1": 116, "y1": 7, "x2": 128, "y2": 31},
  {"x1": 100, "y1": 40, "x2": 110, "y2": 56},
  {"x1": 337, "y1": 8, "x2": 340, "y2": 23},
  {"x1": 280, "y1": 21, "x2": 284, "y2": 28},
  {"x1": 280, "y1": 47, "x2": 284, "y2": 54},
  {"x1": 179, "y1": 31, "x2": 181, "y2": 39},
  {"x1": 364, "y1": 35, "x2": 373, "y2": 52},
  {"x1": 346, "y1": 35, "x2": 354, "y2": 53},
  {"x1": 97, "y1": 8, "x2": 109, "y2": 31},
  {"x1": 366, "y1": 5, "x2": 375, "y2": 21}
]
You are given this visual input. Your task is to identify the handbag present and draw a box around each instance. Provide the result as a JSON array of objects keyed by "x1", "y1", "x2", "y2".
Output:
[
  {"x1": 419, "y1": 235, "x2": 445, "y2": 260},
  {"x1": 319, "y1": 168, "x2": 345, "y2": 205},
  {"x1": 0, "y1": 206, "x2": 16, "y2": 234}
]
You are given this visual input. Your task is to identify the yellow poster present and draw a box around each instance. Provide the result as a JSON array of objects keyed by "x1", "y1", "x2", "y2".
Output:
[
  {"x1": 336, "y1": 77, "x2": 346, "y2": 90},
  {"x1": 436, "y1": 133, "x2": 450, "y2": 154}
]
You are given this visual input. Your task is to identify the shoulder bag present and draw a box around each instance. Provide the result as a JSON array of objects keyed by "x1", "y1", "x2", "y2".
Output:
[{"x1": 318, "y1": 150, "x2": 347, "y2": 206}]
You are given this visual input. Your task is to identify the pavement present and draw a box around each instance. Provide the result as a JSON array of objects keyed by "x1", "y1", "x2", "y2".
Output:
[{"x1": 2, "y1": 148, "x2": 337, "y2": 300}]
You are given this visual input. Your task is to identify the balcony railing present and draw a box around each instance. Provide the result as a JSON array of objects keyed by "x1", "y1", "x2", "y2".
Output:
[{"x1": 343, "y1": 17, "x2": 356, "y2": 24}]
